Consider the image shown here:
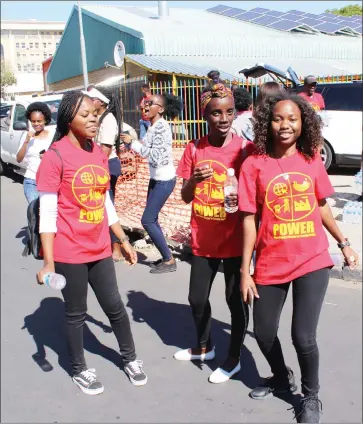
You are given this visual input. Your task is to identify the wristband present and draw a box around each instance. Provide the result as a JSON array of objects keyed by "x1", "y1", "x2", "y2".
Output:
[{"x1": 120, "y1": 235, "x2": 129, "y2": 245}]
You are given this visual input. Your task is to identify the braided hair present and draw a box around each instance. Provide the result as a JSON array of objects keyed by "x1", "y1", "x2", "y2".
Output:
[
  {"x1": 96, "y1": 86, "x2": 122, "y2": 154},
  {"x1": 52, "y1": 90, "x2": 86, "y2": 143}
]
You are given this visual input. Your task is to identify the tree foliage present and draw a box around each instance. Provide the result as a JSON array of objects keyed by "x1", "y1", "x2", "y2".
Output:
[
  {"x1": 326, "y1": 4, "x2": 362, "y2": 16},
  {"x1": 1, "y1": 64, "x2": 17, "y2": 97}
]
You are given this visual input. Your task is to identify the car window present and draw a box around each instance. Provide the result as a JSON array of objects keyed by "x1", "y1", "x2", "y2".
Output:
[
  {"x1": 0, "y1": 105, "x2": 13, "y2": 132},
  {"x1": 13, "y1": 104, "x2": 27, "y2": 129},
  {"x1": 43, "y1": 99, "x2": 61, "y2": 125},
  {"x1": 321, "y1": 85, "x2": 362, "y2": 112}
]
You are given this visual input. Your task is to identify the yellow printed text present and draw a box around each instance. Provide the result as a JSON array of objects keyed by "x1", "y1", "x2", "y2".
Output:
[
  {"x1": 273, "y1": 221, "x2": 316, "y2": 239},
  {"x1": 79, "y1": 207, "x2": 105, "y2": 224},
  {"x1": 194, "y1": 203, "x2": 226, "y2": 221}
]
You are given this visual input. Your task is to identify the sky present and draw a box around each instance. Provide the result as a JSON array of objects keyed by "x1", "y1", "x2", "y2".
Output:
[{"x1": 1, "y1": 1, "x2": 360, "y2": 21}]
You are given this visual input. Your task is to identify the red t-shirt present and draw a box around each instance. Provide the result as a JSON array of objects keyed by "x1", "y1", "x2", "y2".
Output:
[
  {"x1": 140, "y1": 94, "x2": 152, "y2": 121},
  {"x1": 177, "y1": 134, "x2": 255, "y2": 258},
  {"x1": 36, "y1": 136, "x2": 112, "y2": 264},
  {"x1": 238, "y1": 152, "x2": 334, "y2": 285},
  {"x1": 298, "y1": 92, "x2": 325, "y2": 111}
]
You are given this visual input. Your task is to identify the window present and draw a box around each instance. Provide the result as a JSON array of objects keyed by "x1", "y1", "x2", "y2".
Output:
[
  {"x1": 0, "y1": 106, "x2": 13, "y2": 132},
  {"x1": 16, "y1": 42, "x2": 20, "y2": 48},
  {"x1": 43, "y1": 42, "x2": 46, "y2": 48},
  {"x1": 37, "y1": 65, "x2": 41, "y2": 71},
  {"x1": 322, "y1": 85, "x2": 363, "y2": 112},
  {"x1": 17, "y1": 52, "x2": 20, "y2": 57},
  {"x1": 13, "y1": 104, "x2": 27, "y2": 128},
  {"x1": 48, "y1": 42, "x2": 52, "y2": 46},
  {"x1": 17, "y1": 64, "x2": 22, "y2": 71},
  {"x1": 35, "y1": 42, "x2": 39, "y2": 48},
  {"x1": 46, "y1": 31, "x2": 50, "y2": 35},
  {"x1": 23, "y1": 53, "x2": 26, "y2": 57},
  {"x1": 31, "y1": 53, "x2": 34, "y2": 57},
  {"x1": 43, "y1": 53, "x2": 47, "y2": 58},
  {"x1": 40, "y1": 31, "x2": 44, "y2": 35},
  {"x1": 21, "y1": 42, "x2": 25, "y2": 48},
  {"x1": 29, "y1": 43, "x2": 33, "y2": 48}
]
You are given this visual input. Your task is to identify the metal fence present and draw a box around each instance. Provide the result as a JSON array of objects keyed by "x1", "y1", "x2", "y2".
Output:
[{"x1": 114, "y1": 73, "x2": 363, "y2": 145}]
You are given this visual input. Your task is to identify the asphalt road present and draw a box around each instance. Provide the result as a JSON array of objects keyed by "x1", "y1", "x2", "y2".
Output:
[{"x1": 1, "y1": 172, "x2": 362, "y2": 423}]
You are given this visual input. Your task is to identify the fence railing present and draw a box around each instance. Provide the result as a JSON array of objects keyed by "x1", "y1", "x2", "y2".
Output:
[{"x1": 114, "y1": 73, "x2": 363, "y2": 144}]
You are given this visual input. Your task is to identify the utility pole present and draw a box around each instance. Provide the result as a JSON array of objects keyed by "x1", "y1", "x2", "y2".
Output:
[{"x1": 77, "y1": 1, "x2": 89, "y2": 88}]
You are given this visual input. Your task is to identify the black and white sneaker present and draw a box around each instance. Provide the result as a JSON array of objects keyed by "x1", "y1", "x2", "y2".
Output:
[
  {"x1": 249, "y1": 366, "x2": 297, "y2": 400},
  {"x1": 72, "y1": 368, "x2": 104, "y2": 395},
  {"x1": 296, "y1": 395, "x2": 323, "y2": 423},
  {"x1": 124, "y1": 360, "x2": 148, "y2": 386}
]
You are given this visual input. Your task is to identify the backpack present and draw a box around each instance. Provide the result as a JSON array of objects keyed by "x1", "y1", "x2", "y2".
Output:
[{"x1": 22, "y1": 148, "x2": 63, "y2": 260}]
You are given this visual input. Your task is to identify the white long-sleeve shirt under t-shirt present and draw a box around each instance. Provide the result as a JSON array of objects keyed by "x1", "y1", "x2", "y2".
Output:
[
  {"x1": 17, "y1": 128, "x2": 55, "y2": 179},
  {"x1": 131, "y1": 117, "x2": 175, "y2": 181}
]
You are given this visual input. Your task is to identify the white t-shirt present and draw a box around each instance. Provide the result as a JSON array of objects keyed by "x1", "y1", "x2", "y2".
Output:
[{"x1": 17, "y1": 128, "x2": 55, "y2": 179}]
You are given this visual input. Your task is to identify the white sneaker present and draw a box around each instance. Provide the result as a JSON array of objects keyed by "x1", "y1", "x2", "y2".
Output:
[
  {"x1": 208, "y1": 363, "x2": 241, "y2": 384},
  {"x1": 72, "y1": 368, "x2": 104, "y2": 395},
  {"x1": 173, "y1": 347, "x2": 215, "y2": 361}
]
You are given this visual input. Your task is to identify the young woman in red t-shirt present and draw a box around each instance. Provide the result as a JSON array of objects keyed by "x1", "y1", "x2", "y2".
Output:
[
  {"x1": 36, "y1": 91, "x2": 147, "y2": 395},
  {"x1": 175, "y1": 84, "x2": 254, "y2": 384},
  {"x1": 239, "y1": 92, "x2": 359, "y2": 422}
]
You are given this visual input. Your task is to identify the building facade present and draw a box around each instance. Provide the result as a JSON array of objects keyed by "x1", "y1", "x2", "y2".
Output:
[{"x1": 1, "y1": 20, "x2": 65, "y2": 94}]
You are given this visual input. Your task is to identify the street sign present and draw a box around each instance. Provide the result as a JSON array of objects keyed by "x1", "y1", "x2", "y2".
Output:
[{"x1": 114, "y1": 41, "x2": 125, "y2": 68}]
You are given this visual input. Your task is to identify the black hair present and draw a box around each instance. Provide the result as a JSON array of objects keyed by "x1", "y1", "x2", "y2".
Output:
[
  {"x1": 207, "y1": 70, "x2": 220, "y2": 79},
  {"x1": 96, "y1": 85, "x2": 122, "y2": 154},
  {"x1": 141, "y1": 83, "x2": 150, "y2": 90},
  {"x1": 155, "y1": 93, "x2": 183, "y2": 119},
  {"x1": 25, "y1": 102, "x2": 52, "y2": 125},
  {"x1": 255, "y1": 81, "x2": 284, "y2": 108},
  {"x1": 253, "y1": 92, "x2": 323, "y2": 161},
  {"x1": 233, "y1": 88, "x2": 252, "y2": 112},
  {"x1": 52, "y1": 90, "x2": 86, "y2": 143}
]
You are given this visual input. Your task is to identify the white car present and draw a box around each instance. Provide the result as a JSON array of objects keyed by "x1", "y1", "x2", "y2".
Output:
[
  {"x1": 0, "y1": 94, "x2": 62, "y2": 175},
  {"x1": 239, "y1": 64, "x2": 362, "y2": 170}
]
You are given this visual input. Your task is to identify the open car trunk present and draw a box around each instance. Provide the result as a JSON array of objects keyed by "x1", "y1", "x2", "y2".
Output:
[{"x1": 239, "y1": 63, "x2": 301, "y2": 89}]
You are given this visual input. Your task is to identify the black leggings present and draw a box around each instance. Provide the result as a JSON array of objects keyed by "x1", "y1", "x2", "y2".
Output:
[
  {"x1": 55, "y1": 257, "x2": 136, "y2": 376},
  {"x1": 188, "y1": 256, "x2": 249, "y2": 358},
  {"x1": 253, "y1": 268, "x2": 329, "y2": 395}
]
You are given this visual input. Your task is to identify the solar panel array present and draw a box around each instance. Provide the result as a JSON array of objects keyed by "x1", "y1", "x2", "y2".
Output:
[{"x1": 206, "y1": 4, "x2": 362, "y2": 36}]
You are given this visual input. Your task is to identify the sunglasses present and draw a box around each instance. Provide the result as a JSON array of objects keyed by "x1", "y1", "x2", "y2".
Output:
[{"x1": 145, "y1": 100, "x2": 163, "y2": 107}]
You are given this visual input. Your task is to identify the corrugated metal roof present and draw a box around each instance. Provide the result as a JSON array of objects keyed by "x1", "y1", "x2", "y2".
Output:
[
  {"x1": 82, "y1": 4, "x2": 362, "y2": 66},
  {"x1": 127, "y1": 54, "x2": 362, "y2": 79},
  {"x1": 126, "y1": 55, "x2": 238, "y2": 80}
]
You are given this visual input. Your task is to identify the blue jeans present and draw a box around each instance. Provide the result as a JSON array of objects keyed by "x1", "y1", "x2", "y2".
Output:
[
  {"x1": 23, "y1": 178, "x2": 39, "y2": 204},
  {"x1": 141, "y1": 178, "x2": 176, "y2": 261},
  {"x1": 139, "y1": 119, "x2": 151, "y2": 140}
]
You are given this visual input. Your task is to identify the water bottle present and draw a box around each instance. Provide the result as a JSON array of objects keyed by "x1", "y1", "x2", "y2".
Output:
[
  {"x1": 224, "y1": 168, "x2": 238, "y2": 213},
  {"x1": 330, "y1": 252, "x2": 343, "y2": 266},
  {"x1": 355, "y1": 170, "x2": 362, "y2": 195},
  {"x1": 43, "y1": 272, "x2": 66, "y2": 290}
]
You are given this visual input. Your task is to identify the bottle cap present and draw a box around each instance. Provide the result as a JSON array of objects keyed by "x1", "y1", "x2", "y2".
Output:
[{"x1": 227, "y1": 168, "x2": 235, "y2": 177}]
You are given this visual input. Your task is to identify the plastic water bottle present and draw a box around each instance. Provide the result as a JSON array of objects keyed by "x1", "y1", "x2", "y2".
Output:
[
  {"x1": 355, "y1": 170, "x2": 362, "y2": 195},
  {"x1": 224, "y1": 168, "x2": 238, "y2": 213},
  {"x1": 43, "y1": 272, "x2": 66, "y2": 290}
]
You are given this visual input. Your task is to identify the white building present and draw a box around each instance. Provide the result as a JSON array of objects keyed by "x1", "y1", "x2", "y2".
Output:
[{"x1": 1, "y1": 20, "x2": 65, "y2": 95}]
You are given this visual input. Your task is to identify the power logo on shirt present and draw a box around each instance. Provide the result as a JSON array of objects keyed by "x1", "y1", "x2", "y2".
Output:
[
  {"x1": 193, "y1": 160, "x2": 228, "y2": 221},
  {"x1": 265, "y1": 172, "x2": 317, "y2": 239},
  {"x1": 71, "y1": 165, "x2": 110, "y2": 224}
]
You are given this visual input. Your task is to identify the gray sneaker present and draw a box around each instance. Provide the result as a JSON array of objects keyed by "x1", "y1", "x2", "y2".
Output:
[
  {"x1": 149, "y1": 260, "x2": 177, "y2": 274},
  {"x1": 72, "y1": 368, "x2": 104, "y2": 395},
  {"x1": 124, "y1": 360, "x2": 148, "y2": 386}
]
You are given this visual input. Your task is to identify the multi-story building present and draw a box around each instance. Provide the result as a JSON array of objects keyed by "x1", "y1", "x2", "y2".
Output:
[{"x1": 1, "y1": 20, "x2": 65, "y2": 95}]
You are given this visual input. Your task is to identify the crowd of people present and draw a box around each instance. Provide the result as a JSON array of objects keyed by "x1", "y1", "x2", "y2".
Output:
[{"x1": 16, "y1": 73, "x2": 360, "y2": 423}]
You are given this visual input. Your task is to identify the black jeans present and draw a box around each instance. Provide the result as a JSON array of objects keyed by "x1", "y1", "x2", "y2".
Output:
[
  {"x1": 55, "y1": 257, "x2": 136, "y2": 376},
  {"x1": 188, "y1": 256, "x2": 249, "y2": 358},
  {"x1": 253, "y1": 268, "x2": 329, "y2": 395}
]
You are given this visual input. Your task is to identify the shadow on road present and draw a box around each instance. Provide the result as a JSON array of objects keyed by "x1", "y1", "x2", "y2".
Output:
[
  {"x1": 22, "y1": 297, "x2": 121, "y2": 377},
  {"x1": 16, "y1": 226, "x2": 27, "y2": 246},
  {"x1": 126, "y1": 290, "x2": 260, "y2": 389}
]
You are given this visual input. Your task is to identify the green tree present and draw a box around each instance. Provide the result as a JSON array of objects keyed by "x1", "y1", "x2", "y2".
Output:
[
  {"x1": 0, "y1": 64, "x2": 17, "y2": 98},
  {"x1": 326, "y1": 3, "x2": 362, "y2": 16}
]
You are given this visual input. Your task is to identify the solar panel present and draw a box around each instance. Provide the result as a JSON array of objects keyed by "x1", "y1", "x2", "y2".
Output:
[
  {"x1": 298, "y1": 17, "x2": 322, "y2": 26},
  {"x1": 249, "y1": 7, "x2": 270, "y2": 14},
  {"x1": 268, "y1": 19, "x2": 300, "y2": 31},
  {"x1": 287, "y1": 10, "x2": 306, "y2": 16},
  {"x1": 280, "y1": 13, "x2": 304, "y2": 21},
  {"x1": 265, "y1": 10, "x2": 285, "y2": 17},
  {"x1": 312, "y1": 22, "x2": 346, "y2": 33},
  {"x1": 349, "y1": 22, "x2": 363, "y2": 29},
  {"x1": 318, "y1": 12, "x2": 336, "y2": 17},
  {"x1": 320, "y1": 16, "x2": 343, "y2": 23},
  {"x1": 235, "y1": 11, "x2": 262, "y2": 21},
  {"x1": 206, "y1": 5, "x2": 231, "y2": 13},
  {"x1": 250, "y1": 15, "x2": 281, "y2": 25},
  {"x1": 221, "y1": 7, "x2": 245, "y2": 17},
  {"x1": 303, "y1": 13, "x2": 321, "y2": 19},
  {"x1": 353, "y1": 26, "x2": 362, "y2": 34}
]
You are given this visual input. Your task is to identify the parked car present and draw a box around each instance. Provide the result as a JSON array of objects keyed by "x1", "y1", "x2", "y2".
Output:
[
  {"x1": 239, "y1": 64, "x2": 362, "y2": 170},
  {"x1": 0, "y1": 94, "x2": 62, "y2": 175}
]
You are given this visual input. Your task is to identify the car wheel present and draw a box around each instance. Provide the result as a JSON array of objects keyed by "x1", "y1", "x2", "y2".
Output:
[{"x1": 320, "y1": 141, "x2": 333, "y2": 170}]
